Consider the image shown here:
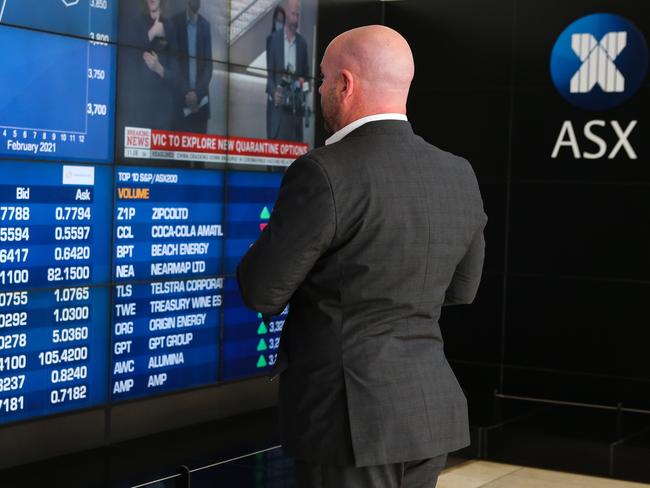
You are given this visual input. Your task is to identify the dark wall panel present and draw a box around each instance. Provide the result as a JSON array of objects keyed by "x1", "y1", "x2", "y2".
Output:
[
  {"x1": 385, "y1": 0, "x2": 515, "y2": 91},
  {"x1": 505, "y1": 276, "x2": 650, "y2": 385},
  {"x1": 441, "y1": 272, "x2": 504, "y2": 365},
  {"x1": 509, "y1": 182, "x2": 650, "y2": 279}
]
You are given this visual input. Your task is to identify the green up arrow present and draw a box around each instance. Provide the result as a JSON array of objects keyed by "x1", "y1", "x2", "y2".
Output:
[
  {"x1": 257, "y1": 322, "x2": 268, "y2": 335},
  {"x1": 256, "y1": 355, "x2": 268, "y2": 368},
  {"x1": 260, "y1": 206, "x2": 271, "y2": 219},
  {"x1": 257, "y1": 338, "x2": 268, "y2": 351}
]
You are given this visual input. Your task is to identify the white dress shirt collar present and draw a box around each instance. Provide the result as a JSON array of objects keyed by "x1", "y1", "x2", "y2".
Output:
[{"x1": 325, "y1": 113, "x2": 408, "y2": 146}]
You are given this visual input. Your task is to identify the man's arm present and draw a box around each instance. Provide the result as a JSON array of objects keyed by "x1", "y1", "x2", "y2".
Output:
[
  {"x1": 237, "y1": 157, "x2": 336, "y2": 315},
  {"x1": 444, "y1": 225, "x2": 486, "y2": 305},
  {"x1": 266, "y1": 34, "x2": 278, "y2": 98},
  {"x1": 196, "y1": 20, "x2": 213, "y2": 99},
  {"x1": 299, "y1": 36, "x2": 310, "y2": 79}
]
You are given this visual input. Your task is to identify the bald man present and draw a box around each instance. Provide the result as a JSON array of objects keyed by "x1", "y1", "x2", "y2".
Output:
[
  {"x1": 239, "y1": 25, "x2": 487, "y2": 488},
  {"x1": 266, "y1": 0, "x2": 310, "y2": 141}
]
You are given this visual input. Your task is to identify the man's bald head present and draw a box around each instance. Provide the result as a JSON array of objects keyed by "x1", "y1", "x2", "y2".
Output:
[{"x1": 319, "y1": 25, "x2": 415, "y2": 133}]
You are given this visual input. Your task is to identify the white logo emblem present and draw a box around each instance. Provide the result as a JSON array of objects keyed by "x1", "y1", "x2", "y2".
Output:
[{"x1": 570, "y1": 32, "x2": 627, "y2": 93}]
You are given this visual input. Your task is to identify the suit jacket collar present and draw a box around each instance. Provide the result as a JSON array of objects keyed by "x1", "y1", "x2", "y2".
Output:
[{"x1": 330, "y1": 119, "x2": 414, "y2": 144}]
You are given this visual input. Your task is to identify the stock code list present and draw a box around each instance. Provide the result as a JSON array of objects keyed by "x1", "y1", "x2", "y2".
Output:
[
  {"x1": 0, "y1": 162, "x2": 111, "y2": 423},
  {"x1": 111, "y1": 167, "x2": 224, "y2": 400}
]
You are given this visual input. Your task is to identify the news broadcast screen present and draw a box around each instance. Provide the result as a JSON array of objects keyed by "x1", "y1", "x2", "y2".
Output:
[
  {"x1": 227, "y1": 0, "x2": 318, "y2": 167},
  {"x1": 118, "y1": 0, "x2": 317, "y2": 167},
  {"x1": 0, "y1": 0, "x2": 319, "y2": 425}
]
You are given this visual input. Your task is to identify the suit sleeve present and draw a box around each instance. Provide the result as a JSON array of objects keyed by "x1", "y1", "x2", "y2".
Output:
[
  {"x1": 444, "y1": 222, "x2": 486, "y2": 306},
  {"x1": 161, "y1": 19, "x2": 180, "y2": 87},
  {"x1": 237, "y1": 157, "x2": 336, "y2": 314},
  {"x1": 300, "y1": 37, "x2": 310, "y2": 79},
  {"x1": 196, "y1": 21, "x2": 213, "y2": 99},
  {"x1": 266, "y1": 38, "x2": 277, "y2": 98}
]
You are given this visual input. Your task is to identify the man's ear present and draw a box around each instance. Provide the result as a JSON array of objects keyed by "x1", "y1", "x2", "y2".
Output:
[{"x1": 339, "y1": 69, "x2": 354, "y2": 101}]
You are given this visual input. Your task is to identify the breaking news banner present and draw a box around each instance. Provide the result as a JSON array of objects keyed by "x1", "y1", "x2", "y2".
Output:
[{"x1": 124, "y1": 127, "x2": 309, "y2": 166}]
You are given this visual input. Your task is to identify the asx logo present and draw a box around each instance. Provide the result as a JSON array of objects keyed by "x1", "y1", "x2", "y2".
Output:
[
  {"x1": 550, "y1": 13, "x2": 647, "y2": 111},
  {"x1": 569, "y1": 31, "x2": 626, "y2": 94},
  {"x1": 549, "y1": 14, "x2": 648, "y2": 160}
]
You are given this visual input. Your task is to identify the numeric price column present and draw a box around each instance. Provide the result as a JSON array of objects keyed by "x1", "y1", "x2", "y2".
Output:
[
  {"x1": 222, "y1": 171, "x2": 286, "y2": 380},
  {"x1": 0, "y1": 162, "x2": 111, "y2": 424}
]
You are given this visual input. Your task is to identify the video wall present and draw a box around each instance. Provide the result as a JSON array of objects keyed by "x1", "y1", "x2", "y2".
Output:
[{"x1": 0, "y1": 0, "x2": 317, "y2": 424}]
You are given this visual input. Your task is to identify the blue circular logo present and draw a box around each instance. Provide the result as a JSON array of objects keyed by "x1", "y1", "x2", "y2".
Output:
[{"x1": 550, "y1": 13, "x2": 648, "y2": 111}]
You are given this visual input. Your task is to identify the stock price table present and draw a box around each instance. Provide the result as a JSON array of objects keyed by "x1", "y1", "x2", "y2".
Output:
[
  {"x1": 0, "y1": 162, "x2": 111, "y2": 423},
  {"x1": 111, "y1": 167, "x2": 224, "y2": 400},
  {"x1": 222, "y1": 171, "x2": 285, "y2": 380}
]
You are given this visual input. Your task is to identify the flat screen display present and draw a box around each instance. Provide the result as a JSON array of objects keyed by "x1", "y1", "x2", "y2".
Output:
[
  {"x1": 110, "y1": 166, "x2": 224, "y2": 400},
  {"x1": 222, "y1": 171, "x2": 284, "y2": 380},
  {"x1": 0, "y1": 162, "x2": 111, "y2": 423},
  {"x1": 0, "y1": 25, "x2": 116, "y2": 163},
  {"x1": 0, "y1": 0, "x2": 317, "y2": 425},
  {"x1": 0, "y1": 0, "x2": 118, "y2": 40}
]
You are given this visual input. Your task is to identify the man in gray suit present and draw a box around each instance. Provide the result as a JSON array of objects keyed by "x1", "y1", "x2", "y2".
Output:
[{"x1": 238, "y1": 25, "x2": 486, "y2": 488}]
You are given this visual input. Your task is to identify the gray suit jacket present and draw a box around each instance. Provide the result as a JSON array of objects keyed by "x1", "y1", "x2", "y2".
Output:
[{"x1": 237, "y1": 120, "x2": 487, "y2": 467}]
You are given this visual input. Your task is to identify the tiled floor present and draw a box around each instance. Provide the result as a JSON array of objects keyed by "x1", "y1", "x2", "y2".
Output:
[{"x1": 438, "y1": 461, "x2": 650, "y2": 488}]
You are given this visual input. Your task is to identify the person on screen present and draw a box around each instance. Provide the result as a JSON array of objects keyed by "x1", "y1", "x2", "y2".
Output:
[
  {"x1": 266, "y1": 0, "x2": 310, "y2": 142},
  {"x1": 270, "y1": 5, "x2": 286, "y2": 36},
  {"x1": 266, "y1": 6, "x2": 286, "y2": 139},
  {"x1": 170, "y1": 0, "x2": 213, "y2": 133},
  {"x1": 119, "y1": 0, "x2": 178, "y2": 131},
  {"x1": 238, "y1": 25, "x2": 486, "y2": 488}
]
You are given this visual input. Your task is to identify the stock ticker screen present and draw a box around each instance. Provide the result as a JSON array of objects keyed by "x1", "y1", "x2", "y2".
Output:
[
  {"x1": 110, "y1": 167, "x2": 224, "y2": 400},
  {"x1": 0, "y1": 162, "x2": 111, "y2": 423},
  {"x1": 0, "y1": 0, "x2": 116, "y2": 164},
  {"x1": 222, "y1": 171, "x2": 285, "y2": 381},
  {"x1": 0, "y1": 0, "x2": 318, "y2": 425}
]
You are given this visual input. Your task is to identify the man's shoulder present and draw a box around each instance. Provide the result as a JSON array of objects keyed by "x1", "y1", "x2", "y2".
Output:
[
  {"x1": 415, "y1": 135, "x2": 468, "y2": 163},
  {"x1": 304, "y1": 141, "x2": 347, "y2": 161},
  {"x1": 171, "y1": 11, "x2": 185, "y2": 26},
  {"x1": 307, "y1": 132, "x2": 472, "y2": 174},
  {"x1": 408, "y1": 135, "x2": 475, "y2": 174},
  {"x1": 270, "y1": 29, "x2": 284, "y2": 44},
  {"x1": 198, "y1": 14, "x2": 211, "y2": 29},
  {"x1": 296, "y1": 32, "x2": 308, "y2": 47}
]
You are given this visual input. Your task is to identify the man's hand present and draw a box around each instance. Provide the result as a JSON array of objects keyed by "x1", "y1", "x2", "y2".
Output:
[
  {"x1": 148, "y1": 18, "x2": 165, "y2": 42},
  {"x1": 185, "y1": 91, "x2": 199, "y2": 111},
  {"x1": 274, "y1": 86, "x2": 283, "y2": 107},
  {"x1": 143, "y1": 51, "x2": 164, "y2": 78}
]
